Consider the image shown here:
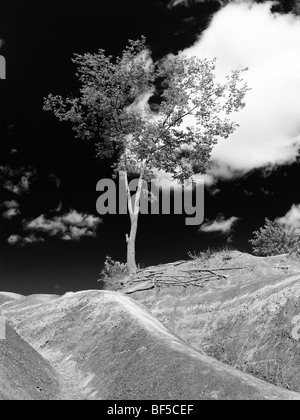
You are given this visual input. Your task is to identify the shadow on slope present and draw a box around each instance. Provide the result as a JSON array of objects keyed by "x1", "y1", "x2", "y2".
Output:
[
  {"x1": 3, "y1": 290, "x2": 299, "y2": 400},
  {"x1": 0, "y1": 323, "x2": 59, "y2": 400}
]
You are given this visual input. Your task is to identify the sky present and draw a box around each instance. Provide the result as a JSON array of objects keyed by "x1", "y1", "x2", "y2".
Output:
[
  {"x1": 183, "y1": 1, "x2": 300, "y2": 175},
  {"x1": 1, "y1": 0, "x2": 300, "y2": 295}
]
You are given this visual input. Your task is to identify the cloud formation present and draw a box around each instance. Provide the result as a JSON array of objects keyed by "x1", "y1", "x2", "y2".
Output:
[
  {"x1": 168, "y1": 0, "x2": 188, "y2": 7},
  {"x1": 182, "y1": 1, "x2": 300, "y2": 178},
  {"x1": 7, "y1": 234, "x2": 45, "y2": 246},
  {"x1": 7, "y1": 210, "x2": 102, "y2": 246},
  {"x1": 7, "y1": 235, "x2": 22, "y2": 245},
  {"x1": 199, "y1": 215, "x2": 239, "y2": 233},
  {"x1": 2, "y1": 200, "x2": 19, "y2": 209},
  {"x1": 0, "y1": 165, "x2": 34, "y2": 195},
  {"x1": 0, "y1": 200, "x2": 20, "y2": 219},
  {"x1": 3, "y1": 207, "x2": 20, "y2": 219},
  {"x1": 24, "y1": 210, "x2": 102, "y2": 241},
  {"x1": 277, "y1": 204, "x2": 300, "y2": 228}
]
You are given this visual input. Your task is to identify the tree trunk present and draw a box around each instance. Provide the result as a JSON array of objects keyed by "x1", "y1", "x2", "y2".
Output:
[
  {"x1": 126, "y1": 212, "x2": 139, "y2": 276},
  {"x1": 124, "y1": 166, "x2": 145, "y2": 276}
]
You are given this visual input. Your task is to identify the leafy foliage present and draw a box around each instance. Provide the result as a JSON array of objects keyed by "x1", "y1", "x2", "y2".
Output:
[
  {"x1": 187, "y1": 248, "x2": 214, "y2": 261},
  {"x1": 249, "y1": 218, "x2": 300, "y2": 256},
  {"x1": 98, "y1": 256, "x2": 129, "y2": 291},
  {"x1": 187, "y1": 245, "x2": 233, "y2": 262},
  {"x1": 44, "y1": 37, "x2": 249, "y2": 273},
  {"x1": 44, "y1": 37, "x2": 249, "y2": 183}
]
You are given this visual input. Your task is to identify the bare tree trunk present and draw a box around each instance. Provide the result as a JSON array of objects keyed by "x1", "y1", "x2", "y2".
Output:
[
  {"x1": 124, "y1": 165, "x2": 145, "y2": 276},
  {"x1": 126, "y1": 212, "x2": 139, "y2": 276}
]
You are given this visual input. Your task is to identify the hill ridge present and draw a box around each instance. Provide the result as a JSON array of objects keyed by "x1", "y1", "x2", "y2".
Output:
[{"x1": 1, "y1": 288, "x2": 300, "y2": 400}]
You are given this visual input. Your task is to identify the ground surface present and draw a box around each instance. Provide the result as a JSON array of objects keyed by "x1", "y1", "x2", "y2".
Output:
[
  {"x1": 129, "y1": 251, "x2": 300, "y2": 392},
  {"x1": 1, "y1": 251, "x2": 300, "y2": 400},
  {"x1": 0, "y1": 323, "x2": 59, "y2": 400}
]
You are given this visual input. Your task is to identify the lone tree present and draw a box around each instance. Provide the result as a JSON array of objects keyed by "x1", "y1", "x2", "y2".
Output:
[{"x1": 44, "y1": 37, "x2": 249, "y2": 275}]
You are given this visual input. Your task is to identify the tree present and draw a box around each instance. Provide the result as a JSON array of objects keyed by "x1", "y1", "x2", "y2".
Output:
[
  {"x1": 44, "y1": 37, "x2": 249, "y2": 275},
  {"x1": 249, "y1": 218, "x2": 300, "y2": 256}
]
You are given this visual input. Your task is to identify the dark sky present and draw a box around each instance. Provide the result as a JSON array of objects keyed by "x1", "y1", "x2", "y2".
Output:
[{"x1": 0, "y1": 0, "x2": 299, "y2": 295}]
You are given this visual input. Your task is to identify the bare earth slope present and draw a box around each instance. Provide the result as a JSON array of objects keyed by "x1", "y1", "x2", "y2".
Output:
[
  {"x1": 2, "y1": 289, "x2": 298, "y2": 400},
  {"x1": 0, "y1": 323, "x2": 59, "y2": 400},
  {"x1": 129, "y1": 251, "x2": 300, "y2": 393},
  {"x1": 0, "y1": 293, "x2": 59, "y2": 311},
  {"x1": 0, "y1": 291, "x2": 24, "y2": 306}
]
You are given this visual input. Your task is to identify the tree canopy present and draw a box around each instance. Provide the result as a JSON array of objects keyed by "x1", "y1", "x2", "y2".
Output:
[
  {"x1": 249, "y1": 218, "x2": 300, "y2": 256},
  {"x1": 44, "y1": 37, "x2": 249, "y2": 183},
  {"x1": 44, "y1": 37, "x2": 249, "y2": 274}
]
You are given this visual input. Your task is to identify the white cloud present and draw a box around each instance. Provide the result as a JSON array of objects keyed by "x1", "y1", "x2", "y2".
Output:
[
  {"x1": 84, "y1": 214, "x2": 102, "y2": 228},
  {"x1": 277, "y1": 204, "x2": 300, "y2": 227},
  {"x1": 168, "y1": 0, "x2": 191, "y2": 7},
  {"x1": 0, "y1": 200, "x2": 20, "y2": 219},
  {"x1": 200, "y1": 215, "x2": 239, "y2": 233},
  {"x1": 23, "y1": 234, "x2": 45, "y2": 245},
  {"x1": 181, "y1": 1, "x2": 300, "y2": 178},
  {"x1": 1, "y1": 200, "x2": 20, "y2": 219},
  {"x1": 3, "y1": 207, "x2": 20, "y2": 219},
  {"x1": 4, "y1": 176, "x2": 30, "y2": 195},
  {"x1": 3, "y1": 181, "x2": 22, "y2": 195},
  {"x1": 126, "y1": 90, "x2": 155, "y2": 115},
  {"x1": 62, "y1": 211, "x2": 84, "y2": 225},
  {"x1": 69, "y1": 226, "x2": 95, "y2": 241},
  {"x1": 7, "y1": 235, "x2": 21, "y2": 245},
  {"x1": 61, "y1": 210, "x2": 100, "y2": 228},
  {"x1": 26, "y1": 214, "x2": 67, "y2": 235},
  {"x1": 7, "y1": 233, "x2": 45, "y2": 246},
  {"x1": 24, "y1": 210, "x2": 102, "y2": 241},
  {"x1": 2, "y1": 200, "x2": 19, "y2": 209},
  {"x1": 0, "y1": 166, "x2": 34, "y2": 194},
  {"x1": 209, "y1": 187, "x2": 221, "y2": 196},
  {"x1": 7, "y1": 210, "x2": 102, "y2": 246},
  {"x1": 61, "y1": 234, "x2": 72, "y2": 241},
  {"x1": 154, "y1": 169, "x2": 214, "y2": 191}
]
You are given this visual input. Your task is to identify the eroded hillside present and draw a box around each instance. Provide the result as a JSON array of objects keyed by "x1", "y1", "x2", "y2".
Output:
[
  {"x1": 127, "y1": 251, "x2": 300, "y2": 392},
  {"x1": 0, "y1": 323, "x2": 58, "y2": 400},
  {"x1": 1, "y1": 287, "x2": 299, "y2": 400}
]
